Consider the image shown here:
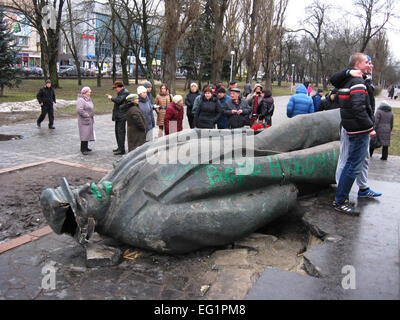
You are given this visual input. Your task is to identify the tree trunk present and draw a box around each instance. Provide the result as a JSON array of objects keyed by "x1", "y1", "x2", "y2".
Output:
[
  {"x1": 162, "y1": 45, "x2": 177, "y2": 94},
  {"x1": 211, "y1": 1, "x2": 226, "y2": 83},
  {"x1": 0, "y1": 84, "x2": 4, "y2": 97}
]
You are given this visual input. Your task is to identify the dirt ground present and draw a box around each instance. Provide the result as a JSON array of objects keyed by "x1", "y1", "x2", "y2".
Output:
[{"x1": 0, "y1": 162, "x2": 106, "y2": 243}]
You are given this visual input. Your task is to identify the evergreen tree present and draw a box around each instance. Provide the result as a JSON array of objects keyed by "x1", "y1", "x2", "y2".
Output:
[
  {"x1": 0, "y1": 5, "x2": 21, "y2": 97},
  {"x1": 179, "y1": 0, "x2": 215, "y2": 86}
]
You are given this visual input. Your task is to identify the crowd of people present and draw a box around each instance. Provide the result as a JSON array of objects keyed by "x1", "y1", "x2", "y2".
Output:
[
  {"x1": 34, "y1": 56, "x2": 395, "y2": 218},
  {"x1": 68, "y1": 79, "x2": 275, "y2": 156}
]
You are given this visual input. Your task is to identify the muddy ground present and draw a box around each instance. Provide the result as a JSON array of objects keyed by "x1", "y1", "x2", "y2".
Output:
[{"x1": 0, "y1": 162, "x2": 105, "y2": 243}]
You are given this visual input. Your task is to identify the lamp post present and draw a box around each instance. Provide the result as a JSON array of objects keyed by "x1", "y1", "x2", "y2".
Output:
[
  {"x1": 230, "y1": 50, "x2": 235, "y2": 82},
  {"x1": 291, "y1": 64, "x2": 295, "y2": 92}
]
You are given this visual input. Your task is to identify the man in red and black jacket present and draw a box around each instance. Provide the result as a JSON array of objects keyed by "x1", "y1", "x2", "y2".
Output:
[{"x1": 333, "y1": 52, "x2": 376, "y2": 215}]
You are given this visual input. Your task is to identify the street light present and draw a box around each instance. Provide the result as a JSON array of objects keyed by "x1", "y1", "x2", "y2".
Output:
[
  {"x1": 291, "y1": 64, "x2": 295, "y2": 93},
  {"x1": 230, "y1": 50, "x2": 235, "y2": 82}
]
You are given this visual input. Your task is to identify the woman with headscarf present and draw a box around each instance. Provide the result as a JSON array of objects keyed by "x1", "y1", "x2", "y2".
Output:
[
  {"x1": 77, "y1": 87, "x2": 95, "y2": 155},
  {"x1": 154, "y1": 83, "x2": 173, "y2": 137},
  {"x1": 121, "y1": 94, "x2": 147, "y2": 152}
]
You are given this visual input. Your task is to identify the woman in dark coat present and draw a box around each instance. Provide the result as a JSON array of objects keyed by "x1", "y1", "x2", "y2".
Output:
[
  {"x1": 77, "y1": 87, "x2": 95, "y2": 155},
  {"x1": 370, "y1": 101, "x2": 394, "y2": 160},
  {"x1": 185, "y1": 83, "x2": 200, "y2": 128},
  {"x1": 194, "y1": 87, "x2": 223, "y2": 129},
  {"x1": 121, "y1": 94, "x2": 147, "y2": 152},
  {"x1": 257, "y1": 89, "x2": 275, "y2": 126}
]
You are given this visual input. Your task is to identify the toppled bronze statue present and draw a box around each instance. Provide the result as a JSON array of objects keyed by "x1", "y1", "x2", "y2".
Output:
[{"x1": 40, "y1": 110, "x2": 340, "y2": 254}]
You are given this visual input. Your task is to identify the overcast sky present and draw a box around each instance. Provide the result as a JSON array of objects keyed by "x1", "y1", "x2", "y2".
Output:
[{"x1": 285, "y1": 0, "x2": 400, "y2": 61}]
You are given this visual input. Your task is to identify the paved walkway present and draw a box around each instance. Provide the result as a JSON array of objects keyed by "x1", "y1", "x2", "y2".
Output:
[{"x1": 0, "y1": 95, "x2": 399, "y2": 300}]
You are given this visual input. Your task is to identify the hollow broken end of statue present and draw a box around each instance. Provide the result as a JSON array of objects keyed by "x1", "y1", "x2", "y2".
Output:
[{"x1": 40, "y1": 109, "x2": 341, "y2": 254}]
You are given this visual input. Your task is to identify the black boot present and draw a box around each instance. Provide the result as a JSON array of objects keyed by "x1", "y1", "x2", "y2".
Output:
[{"x1": 81, "y1": 141, "x2": 89, "y2": 155}]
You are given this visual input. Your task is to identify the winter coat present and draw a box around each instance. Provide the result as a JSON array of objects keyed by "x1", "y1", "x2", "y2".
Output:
[
  {"x1": 111, "y1": 88, "x2": 130, "y2": 121},
  {"x1": 337, "y1": 77, "x2": 374, "y2": 135},
  {"x1": 185, "y1": 91, "x2": 200, "y2": 116},
  {"x1": 330, "y1": 69, "x2": 376, "y2": 113},
  {"x1": 154, "y1": 93, "x2": 173, "y2": 127},
  {"x1": 243, "y1": 83, "x2": 252, "y2": 97},
  {"x1": 138, "y1": 96, "x2": 155, "y2": 132},
  {"x1": 194, "y1": 95, "x2": 223, "y2": 129},
  {"x1": 224, "y1": 98, "x2": 252, "y2": 129},
  {"x1": 37, "y1": 86, "x2": 56, "y2": 106},
  {"x1": 217, "y1": 95, "x2": 231, "y2": 129},
  {"x1": 394, "y1": 87, "x2": 399, "y2": 98},
  {"x1": 192, "y1": 94, "x2": 203, "y2": 115},
  {"x1": 318, "y1": 93, "x2": 339, "y2": 111},
  {"x1": 257, "y1": 96, "x2": 274, "y2": 125},
  {"x1": 164, "y1": 102, "x2": 184, "y2": 135},
  {"x1": 286, "y1": 84, "x2": 314, "y2": 118},
  {"x1": 76, "y1": 94, "x2": 95, "y2": 142},
  {"x1": 123, "y1": 102, "x2": 146, "y2": 152},
  {"x1": 374, "y1": 103, "x2": 394, "y2": 146},
  {"x1": 312, "y1": 94, "x2": 322, "y2": 111}
]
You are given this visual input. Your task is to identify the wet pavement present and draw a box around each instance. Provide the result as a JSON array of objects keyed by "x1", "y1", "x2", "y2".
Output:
[{"x1": 0, "y1": 96, "x2": 399, "y2": 300}]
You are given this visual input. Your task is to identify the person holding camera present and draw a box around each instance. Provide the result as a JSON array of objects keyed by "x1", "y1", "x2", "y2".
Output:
[{"x1": 246, "y1": 83, "x2": 263, "y2": 126}]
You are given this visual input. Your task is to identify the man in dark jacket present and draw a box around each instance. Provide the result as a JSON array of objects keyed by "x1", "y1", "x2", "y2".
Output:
[
  {"x1": 36, "y1": 80, "x2": 56, "y2": 129},
  {"x1": 184, "y1": 83, "x2": 200, "y2": 128},
  {"x1": 333, "y1": 52, "x2": 376, "y2": 215},
  {"x1": 224, "y1": 88, "x2": 252, "y2": 129},
  {"x1": 318, "y1": 88, "x2": 339, "y2": 111},
  {"x1": 216, "y1": 87, "x2": 231, "y2": 129},
  {"x1": 107, "y1": 81, "x2": 130, "y2": 155},
  {"x1": 330, "y1": 54, "x2": 381, "y2": 208}
]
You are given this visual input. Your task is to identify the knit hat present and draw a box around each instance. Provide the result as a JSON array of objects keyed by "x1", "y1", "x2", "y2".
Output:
[
  {"x1": 172, "y1": 95, "x2": 183, "y2": 104},
  {"x1": 126, "y1": 93, "x2": 139, "y2": 101},
  {"x1": 230, "y1": 87, "x2": 240, "y2": 93},
  {"x1": 217, "y1": 87, "x2": 226, "y2": 94},
  {"x1": 190, "y1": 82, "x2": 198, "y2": 88},
  {"x1": 137, "y1": 86, "x2": 147, "y2": 95},
  {"x1": 254, "y1": 83, "x2": 263, "y2": 90},
  {"x1": 144, "y1": 81, "x2": 152, "y2": 89},
  {"x1": 81, "y1": 86, "x2": 91, "y2": 94}
]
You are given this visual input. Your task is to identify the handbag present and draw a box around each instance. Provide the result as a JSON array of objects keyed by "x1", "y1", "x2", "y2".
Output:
[{"x1": 370, "y1": 135, "x2": 382, "y2": 149}]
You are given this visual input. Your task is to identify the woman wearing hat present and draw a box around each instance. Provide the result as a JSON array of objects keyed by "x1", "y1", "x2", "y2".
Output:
[
  {"x1": 370, "y1": 101, "x2": 394, "y2": 160},
  {"x1": 121, "y1": 94, "x2": 147, "y2": 152},
  {"x1": 164, "y1": 95, "x2": 184, "y2": 135},
  {"x1": 77, "y1": 87, "x2": 95, "y2": 155},
  {"x1": 154, "y1": 84, "x2": 173, "y2": 137},
  {"x1": 184, "y1": 83, "x2": 200, "y2": 128}
]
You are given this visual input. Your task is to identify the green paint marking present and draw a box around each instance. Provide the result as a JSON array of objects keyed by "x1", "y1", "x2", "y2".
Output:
[
  {"x1": 102, "y1": 181, "x2": 113, "y2": 193},
  {"x1": 90, "y1": 182, "x2": 102, "y2": 200},
  {"x1": 206, "y1": 165, "x2": 223, "y2": 187},
  {"x1": 267, "y1": 155, "x2": 283, "y2": 177}
]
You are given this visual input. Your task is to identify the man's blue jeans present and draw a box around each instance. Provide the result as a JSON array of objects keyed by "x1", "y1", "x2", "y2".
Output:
[{"x1": 335, "y1": 133, "x2": 370, "y2": 205}]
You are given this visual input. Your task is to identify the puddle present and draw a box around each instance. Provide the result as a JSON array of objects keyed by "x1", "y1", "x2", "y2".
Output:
[{"x1": 0, "y1": 134, "x2": 24, "y2": 141}]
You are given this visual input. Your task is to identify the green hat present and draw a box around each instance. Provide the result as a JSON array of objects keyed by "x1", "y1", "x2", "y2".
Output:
[{"x1": 126, "y1": 93, "x2": 139, "y2": 101}]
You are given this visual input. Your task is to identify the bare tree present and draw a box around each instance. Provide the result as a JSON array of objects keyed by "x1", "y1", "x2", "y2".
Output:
[
  {"x1": 261, "y1": 0, "x2": 288, "y2": 90},
  {"x1": 6, "y1": 0, "x2": 65, "y2": 87},
  {"x1": 161, "y1": 0, "x2": 200, "y2": 94},
  {"x1": 209, "y1": 0, "x2": 229, "y2": 83},
  {"x1": 353, "y1": 0, "x2": 396, "y2": 52}
]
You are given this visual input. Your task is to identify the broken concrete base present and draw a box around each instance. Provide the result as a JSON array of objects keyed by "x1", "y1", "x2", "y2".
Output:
[{"x1": 85, "y1": 243, "x2": 122, "y2": 268}]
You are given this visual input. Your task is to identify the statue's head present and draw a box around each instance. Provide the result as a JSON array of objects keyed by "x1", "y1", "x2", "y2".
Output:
[{"x1": 40, "y1": 178, "x2": 112, "y2": 243}]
